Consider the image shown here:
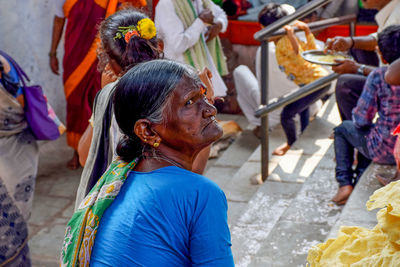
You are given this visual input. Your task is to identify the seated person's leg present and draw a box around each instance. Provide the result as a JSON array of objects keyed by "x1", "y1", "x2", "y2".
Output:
[
  {"x1": 354, "y1": 151, "x2": 372, "y2": 185},
  {"x1": 276, "y1": 106, "x2": 296, "y2": 156},
  {"x1": 299, "y1": 107, "x2": 309, "y2": 133},
  {"x1": 335, "y1": 74, "x2": 367, "y2": 121},
  {"x1": 333, "y1": 120, "x2": 372, "y2": 204},
  {"x1": 275, "y1": 85, "x2": 330, "y2": 156},
  {"x1": 233, "y1": 65, "x2": 260, "y2": 127},
  {"x1": 350, "y1": 48, "x2": 380, "y2": 67}
]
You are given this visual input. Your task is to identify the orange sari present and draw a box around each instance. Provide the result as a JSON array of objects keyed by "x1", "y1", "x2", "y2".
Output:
[{"x1": 62, "y1": 0, "x2": 146, "y2": 149}]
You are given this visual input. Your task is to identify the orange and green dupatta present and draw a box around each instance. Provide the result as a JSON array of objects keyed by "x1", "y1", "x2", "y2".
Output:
[{"x1": 60, "y1": 158, "x2": 138, "y2": 267}]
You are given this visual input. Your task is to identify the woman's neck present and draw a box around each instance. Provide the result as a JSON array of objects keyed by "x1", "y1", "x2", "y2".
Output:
[{"x1": 135, "y1": 150, "x2": 196, "y2": 172}]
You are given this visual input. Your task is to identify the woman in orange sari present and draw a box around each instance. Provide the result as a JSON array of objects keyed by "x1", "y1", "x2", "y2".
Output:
[{"x1": 49, "y1": 0, "x2": 146, "y2": 169}]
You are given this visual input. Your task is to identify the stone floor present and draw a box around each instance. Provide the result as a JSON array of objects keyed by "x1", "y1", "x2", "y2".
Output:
[{"x1": 28, "y1": 137, "x2": 81, "y2": 266}]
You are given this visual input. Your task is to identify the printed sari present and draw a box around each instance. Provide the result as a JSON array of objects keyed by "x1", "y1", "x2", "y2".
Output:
[{"x1": 0, "y1": 54, "x2": 38, "y2": 266}]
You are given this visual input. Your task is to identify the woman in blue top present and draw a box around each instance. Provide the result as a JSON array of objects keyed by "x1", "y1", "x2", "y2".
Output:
[{"x1": 87, "y1": 59, "x2": 234, "y2": 266}]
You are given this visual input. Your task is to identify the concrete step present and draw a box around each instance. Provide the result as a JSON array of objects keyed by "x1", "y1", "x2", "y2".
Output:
[
  {"x1": 327, "y1": 163, "x2": 394, "y2": 239},
  {"x1": 228, "y1": 96, "x2": 345, "y2": 266},
  {"x1": 204, "y1": 113, "x2": 260, "y2": 225}
]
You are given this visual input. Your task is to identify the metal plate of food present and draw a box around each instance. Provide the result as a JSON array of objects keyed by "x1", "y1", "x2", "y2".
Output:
[{"x1": 301, "y1": 50, "x2": 352, "y2": 66}]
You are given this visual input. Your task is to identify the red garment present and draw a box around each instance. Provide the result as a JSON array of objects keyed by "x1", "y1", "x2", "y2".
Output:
[{"x1": 62, "y1": 0, "x2": 107, "y2": 149}]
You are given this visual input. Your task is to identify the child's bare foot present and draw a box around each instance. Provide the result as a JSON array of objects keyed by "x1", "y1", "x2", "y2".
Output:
[
  {"x1": 272, "y1": 143, "x2": 291, "y2": 156},
  {"x1": 332, "y1": 185, "x2": 353, "y2": 205},
  {"x1": 67, "y1": 151, "x2": 80, "y2": 170}
]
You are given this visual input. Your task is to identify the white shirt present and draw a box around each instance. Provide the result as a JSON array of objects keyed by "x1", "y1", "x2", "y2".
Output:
[
  {"x1": 155, "y1": 0, "x2": 229, "y2": 96},
  {"x1": 371, "y1": 0, "x2": 400, "y2": 39},
  {"x1": 55, "y1": 0, "x2": 66, "y2": 18}
]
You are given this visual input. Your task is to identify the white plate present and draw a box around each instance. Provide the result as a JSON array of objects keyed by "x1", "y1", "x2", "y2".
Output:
[{"x1": 302, "y1": 50, "x2": 352, "y2": 66}]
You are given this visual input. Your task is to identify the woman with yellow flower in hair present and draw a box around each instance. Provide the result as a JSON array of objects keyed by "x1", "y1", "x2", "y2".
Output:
[
  {"x1": 74, "y1": 9, "x2": 161, "y2": 209},
  {"x1": 50, "y1": 0, "x2": 147, "y2": 170},
  {"x1": 75, "y1": 8, "x2": 216, "y2": 209}
]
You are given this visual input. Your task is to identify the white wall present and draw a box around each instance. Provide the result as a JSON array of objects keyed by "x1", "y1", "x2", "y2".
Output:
[{"x1": 0, "y1": 0, "x2": 66, "y2": 120}]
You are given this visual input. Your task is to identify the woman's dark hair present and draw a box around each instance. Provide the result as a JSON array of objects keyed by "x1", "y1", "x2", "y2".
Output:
[
  {"x1": 97, "y1": 9, "x2": 160, "y2": 73},
  {"x1": 114, "y1": 60, "x2": 199, "y2": 162},
  {"x1": 258, "y1": 3, "x2": 290, "y2": 27},
  {"x1": 378, "y1": 25, "x2": 400, "y2": 64}
]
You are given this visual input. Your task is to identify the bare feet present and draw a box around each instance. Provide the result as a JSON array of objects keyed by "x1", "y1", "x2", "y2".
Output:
[
  {"x1": 272, "y1": 143, "x2": 291, "y2": 156},
  {"x1": 67, "y1": 151, "x2": 80, "y2": 170},
  {"x1": 253, "y1": 126, "x2": 261, "y2": 139},
  {"x1": 332, "y1": 185, "x2": 353, "y2": 205},
  {"x1": 376, "y1": 171, "x2": 400, "y2": 186}
]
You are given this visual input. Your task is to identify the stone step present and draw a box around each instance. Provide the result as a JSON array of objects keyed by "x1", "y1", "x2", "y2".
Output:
[
  {"x1": 327, "y1": 163, "x2": 393, "y2": 239},
  {"x1": 228, "y1": 96, "x2": 344, "y2": 266}
]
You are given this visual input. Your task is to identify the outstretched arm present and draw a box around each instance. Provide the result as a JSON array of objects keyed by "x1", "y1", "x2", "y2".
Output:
[
  {"x1": 325, "y1": 35, "x2": 377, "y2": 52},
  {"x1": 293, "y1": 20, "x2": 316, "y2": 51},
  {"x1": 283, "y1": 25, "x2": 300, "y2": 55}
]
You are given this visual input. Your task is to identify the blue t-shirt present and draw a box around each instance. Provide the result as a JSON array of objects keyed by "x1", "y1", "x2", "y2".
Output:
[{"x1": 90, "y1": 166, "x2": 234, "y2": 266}]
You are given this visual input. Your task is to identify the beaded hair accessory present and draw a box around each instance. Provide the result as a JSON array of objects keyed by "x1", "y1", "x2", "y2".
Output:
[{"x1": 113, "y1": 18, "x2": 157, "y2": 42}]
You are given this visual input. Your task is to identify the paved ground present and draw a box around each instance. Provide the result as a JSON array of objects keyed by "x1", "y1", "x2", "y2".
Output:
[{"x1": 28, "y1": 136, "x2": 81, "y2": 266}]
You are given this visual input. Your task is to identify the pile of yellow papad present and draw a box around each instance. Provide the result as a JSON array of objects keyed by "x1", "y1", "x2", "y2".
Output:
[{"x1": 307, "y1": 180, "x2": 400, "y2": 266}]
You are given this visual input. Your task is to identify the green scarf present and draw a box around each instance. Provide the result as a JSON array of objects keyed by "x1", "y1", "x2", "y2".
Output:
[
  {"x1": 61, "y1": 158, "x2": 138, "y2": 267},
  {"x1": 173, "y1": 0, "x2": 228, "y2": 76}
]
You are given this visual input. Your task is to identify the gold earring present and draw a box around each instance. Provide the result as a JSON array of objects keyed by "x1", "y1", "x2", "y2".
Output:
[
  {"x1": 144, "y1": 138, "x2": 147, "y2": 142},
  {"x1": 153, "y1": 142, "x2": 159, "y2": 148}
]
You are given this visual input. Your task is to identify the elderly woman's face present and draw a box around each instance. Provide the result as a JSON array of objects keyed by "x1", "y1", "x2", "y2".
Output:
[{"x1": 156, "y1": 76, "x2": 223, "y2": 154}]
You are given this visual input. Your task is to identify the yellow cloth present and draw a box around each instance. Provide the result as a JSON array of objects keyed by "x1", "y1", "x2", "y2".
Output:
[
  {"x1": 275, "y1": 33, "x2": 328, "y2": 86},
  {"x1": 307, "y1": 180, "x2": 400, "y2": 267}
]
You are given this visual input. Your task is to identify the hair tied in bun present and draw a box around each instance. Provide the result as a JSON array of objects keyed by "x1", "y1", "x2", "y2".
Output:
[{"x1": 113, "y1": 18, "x2": 157, "y2": 43}]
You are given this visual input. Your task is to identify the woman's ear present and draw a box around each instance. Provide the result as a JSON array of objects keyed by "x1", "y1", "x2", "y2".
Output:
[{"x1": 134, "y1": 119, "x2": 161, "y2": 146}]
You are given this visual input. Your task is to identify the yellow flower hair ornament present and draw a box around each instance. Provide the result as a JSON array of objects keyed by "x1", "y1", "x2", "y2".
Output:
[
  {"x1": 136, "y1": 18, "x2": 157, "y2": 40},
  {"x1": 113, "y1": 18, "x2": 157, "y2": 42}
]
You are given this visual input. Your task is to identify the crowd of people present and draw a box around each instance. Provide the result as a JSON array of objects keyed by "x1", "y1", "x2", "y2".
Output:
[{"x1": 1, "y1": 0, "x2": 400, "y2": 265}]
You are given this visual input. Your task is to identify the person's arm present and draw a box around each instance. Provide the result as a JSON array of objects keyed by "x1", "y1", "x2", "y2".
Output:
[
  {"x1": 325, "y1": 35, "x2": 378, "y2": 52},
  {"x1": 385, "y1": 58, "x2": 400, "y2": 85},
  {"x1": 332, "y1": 59, "x2": 375, "y2": 76},
  {"x1": 49, "y1": 16, "x2": 66, "y2": 75},
  {"x1": 78, "y1": 124, "x2": 93, "y2": 167},
  {"x1": 209, "y1": 0, "x2": 228, "y2": 32},
  {"x1": 293, "y1": 21, "x2": 317, "y2": 51},
  {"x1": 352, "y1": 69, "x2": 379, "y2": 128},
  {"x1": 205, "y1": 22, "x2": 223, "y2": 42},
  {"x1": 204, "y1": 1, "x2": 228, "y2": 42},
  {"x1": 189, "y1": 185, "x2": 234, "y2": 266},
  {"x1": 283, "y1": 25, "x2": 300, "y2": 55},
  {"x1": 154, "y1": 0, "x2": 211, "y2": 55}
]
